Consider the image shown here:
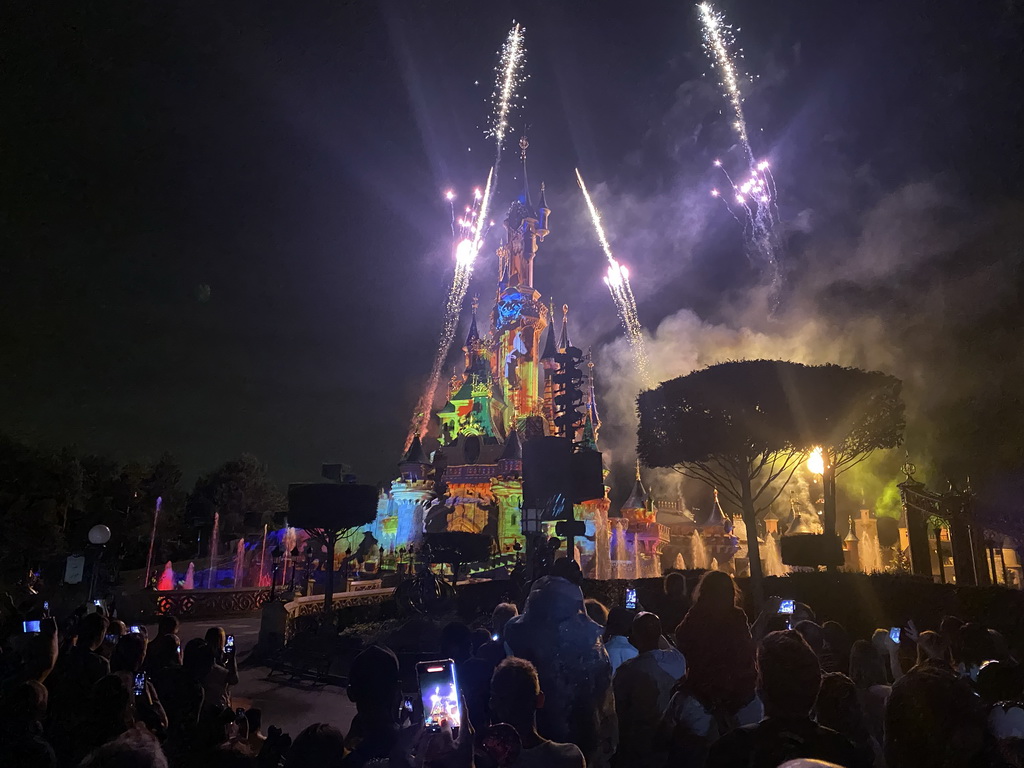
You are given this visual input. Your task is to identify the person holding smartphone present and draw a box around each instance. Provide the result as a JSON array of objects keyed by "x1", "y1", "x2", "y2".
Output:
[
  {"x1": 110, "y1": 633, "x2": 168, "y2": 735},
  {"x1": 201, "y1": 630, "x2": 239, "y2": 714}
]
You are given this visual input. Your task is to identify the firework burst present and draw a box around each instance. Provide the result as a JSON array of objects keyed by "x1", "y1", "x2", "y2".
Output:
[{"x1": 699, "y1": 3, "x2": 782, "y2": 306}]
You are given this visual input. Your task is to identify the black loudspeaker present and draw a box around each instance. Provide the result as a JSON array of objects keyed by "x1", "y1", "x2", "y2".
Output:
[
  {"x1": 288, "y1": 483, "x2": 378, "y2": 530},
  {"x1": 571, "y1": 449, "x2": 605, "y2": 504},
  {"x1": 422, "y1": 531, "x2": 492, "y2": 564},
  {"x1": 780, "y1": 533, "x2": 845, "y2": 568},
  {"x1": 523, "y1": 437, "x2": 572, "y2": 507}
]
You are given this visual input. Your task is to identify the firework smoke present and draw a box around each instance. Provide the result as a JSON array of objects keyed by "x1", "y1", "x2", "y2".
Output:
[
  {"x1": 699, "y1": 3, "x2": 782, "y2": 304},
  {"x1": 575, "y1": 168, "x2": 652, "y2": 387}
]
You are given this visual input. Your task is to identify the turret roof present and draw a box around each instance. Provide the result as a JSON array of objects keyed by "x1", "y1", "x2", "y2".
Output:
[
  {"x1": 401, "y1": 434, "x2": 428, "y2": 465},
  {"x1": 500, "y1": 428, "x2": 523, "y2": 461}
]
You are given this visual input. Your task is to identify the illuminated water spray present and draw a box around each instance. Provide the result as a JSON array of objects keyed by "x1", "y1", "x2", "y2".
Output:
[
  {"x1": 699, "y1": 3, "x2": 782, "y2": 306},
  {"x1": 575, "y1": 168, "x2": 652, "y2": 388}
]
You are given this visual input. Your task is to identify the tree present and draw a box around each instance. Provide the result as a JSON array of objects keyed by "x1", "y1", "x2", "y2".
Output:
[
  {"x1": 638, "y1": 361, "x2": 810, "y2": 594},
  {"x1": 188, "y1": 454, "x2": 287, "y2": 546},
  {"x1": 795, "y1": 365, "x2": 905, "y2": 546}
]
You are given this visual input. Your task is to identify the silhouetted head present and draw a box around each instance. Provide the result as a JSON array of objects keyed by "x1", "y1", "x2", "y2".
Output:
[
  {"x1": 757, "y1": 630, "x2": 822, "y2": 719},
  {"x1": 287, "y1": 723, "x2": 345, "y2": 768},
  {"x1": 664, "y1": 571, "x2": 688, "y2": 599},
  {"x1": 491, "y1": 603, "x2": 519, "y2": 639},
  {"x1": 629, "y1": 612, "x2": 664, "y2": 654},
  {"x1": 604, "y1": 607, "x2": 634, "y2": 641},
  {"x1": 692, "y1": 570, "x2": 740, "y2": 611},
  {"x1": 157, "y1": 615, "x2": 180, "y2": 637},
  {"x1": 110, "y1": 632, "x2": 147, "y2": 673},
  {"x1": 204, "y1": 626, "x2": 226, "y2": 655},
  {"x1": 440, "y1": 622, "x2": 473, "y2": 664},
  {"x1": 80, "y1": 612, "x2": 109, "y2": 651},
  {"x1": 584, "y1": 598, "x2": 609, "y2": 627},
  {"x1": 490, "y1": 656, "x2": 543, "y2": 727},
  {"x1": 347, "y1": 645, "x2": 400, "y2": 714},
  {"x1": 849, "y1": 639, "x2": 887, "y2": 689}
]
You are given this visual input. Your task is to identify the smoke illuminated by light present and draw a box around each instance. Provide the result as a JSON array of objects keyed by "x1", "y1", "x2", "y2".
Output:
[{"x1": 575, "y1": 168, "x2": 651, "y2": 387}]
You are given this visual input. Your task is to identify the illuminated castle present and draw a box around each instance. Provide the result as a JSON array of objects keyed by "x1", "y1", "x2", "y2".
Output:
[{"x1": 370, "y1": 158, "x2": 655, "y2": 580}]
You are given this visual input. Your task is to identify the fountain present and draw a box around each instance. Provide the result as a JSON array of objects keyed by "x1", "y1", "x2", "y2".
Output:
[
  {"x1": 691, "y1": 531, "x2": 709, "y2": 570},
  {"x1": 233, "y1": 539, "x2": 245, "y2": 587},
  {"x1": 184, "y1": 562, "x2": 196, "y2": 590},
  {"x1": 208, "y1": 511, "x2": 220, "y2": 589},
  {"x1": 157, "y1": 561, "x2": 175, "y2": 591},
  {"x1": 674, "y1": 552, "x2": 686, "y2": 570},
  {"x1": 860, "y1": 533, "x2": 883, "y2": 573},
  {"x1": 259, "y1": 524, "x2": 269, "y2": 587},
  {"x1": 760, "y1": 531, "x2": 786, "y2": 576}
]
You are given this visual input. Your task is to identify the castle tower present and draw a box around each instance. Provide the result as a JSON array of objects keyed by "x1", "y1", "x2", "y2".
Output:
[
  {"x1": 492, "y1": 138, "x2": 551, "y2": 420},
  {"x1": 540, "y1": 298, "x2": 559, "y2": 428}
]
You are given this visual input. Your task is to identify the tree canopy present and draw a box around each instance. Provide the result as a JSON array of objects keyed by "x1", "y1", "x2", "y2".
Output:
[{"x1": 638, "y1": 360, "x2": 905, "y2": 586}]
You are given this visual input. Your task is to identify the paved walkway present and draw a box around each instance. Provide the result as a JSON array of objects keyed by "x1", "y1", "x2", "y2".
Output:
[{"x1": 145, "y1": 616, "x2": 358, "y2": 740}]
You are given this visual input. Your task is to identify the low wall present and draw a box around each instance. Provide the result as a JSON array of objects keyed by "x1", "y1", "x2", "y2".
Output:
[{"x1": 116, "y1": 587, "x2": 275, "y2": 621}]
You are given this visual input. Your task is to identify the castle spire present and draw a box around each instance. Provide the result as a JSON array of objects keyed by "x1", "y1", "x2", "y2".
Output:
[
  {"x1": 541, "y1": 297, "x2": 559, "y2": 362},
  {"x1": 465, "y1": 296, "x2": 480, "y2": 346},
  {"x1": 558, "y1": 303, "x2": 572, "y2": 352},
  {"x1": 520, "y1": 135, "x2": 532, "y2": 208},
  {"x1": 581, "y1": 349, "x2": 601, "y2": 450}
]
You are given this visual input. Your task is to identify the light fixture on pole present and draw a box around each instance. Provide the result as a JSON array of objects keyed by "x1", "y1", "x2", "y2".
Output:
[{"x1": 87, "y1": 524, "x2": 112, "y2": 602}]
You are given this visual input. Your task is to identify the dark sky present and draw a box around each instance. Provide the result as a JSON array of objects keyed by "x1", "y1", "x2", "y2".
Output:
[{"x1": 2, "y1": 0, "x2": 1023, "y2": 489}]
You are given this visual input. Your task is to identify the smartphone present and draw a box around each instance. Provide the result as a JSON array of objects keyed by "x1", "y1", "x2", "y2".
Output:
[
  {"x1": 890, "y1": 626, "x2": 901, "y2": 644},
  {"x1": 129, "y1": 625, "x2": 142, "y2": 634},
  {"x1": 491, "y1": 633, "x2": 500, "y2": 642},
  {"x1": 416, "y1": 659, "x2": 462, "y2": 732},
  {"x1": 93, "y1": 599, "x2": 102, "y2": 606},
  {"x1": 23, "y1": 620, "x2": 41, "y2": 633},
  {"x1": 43, "y1": 601, "x2": 50, "y2": 614},
  {"x1": 625, "y1": 587, "x2": 637, "y2": 610},
  {"x1": 133, "y1": 672, "x2": 146, "y2": 697},
  {"x1": 225, "y1": 635, "x2": 235, "y2": 654},
  {"x1": 778, "y1": 599, "x2": 795, "y2": 615},
  {"x1": 105, "y1": 633, "x2": 119, "y2": 645}
]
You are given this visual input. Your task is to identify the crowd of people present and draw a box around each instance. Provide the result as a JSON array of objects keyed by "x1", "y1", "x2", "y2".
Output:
[{"x1": 2, "y1": 567, "x2": 1023, "y2": 767}]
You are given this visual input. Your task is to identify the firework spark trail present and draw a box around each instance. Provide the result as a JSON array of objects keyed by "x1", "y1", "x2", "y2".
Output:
[
  {"x1": 575, "y1": 168, "x2": 652, "y2": 387},
  {"x1": 405, "y1": 25, "x2": 527, "y2": 450},
  {"x1": 488, "y1": 23, "x2": 526, "y2": 171},
  {"x1": 699, "y1": 2, "x2": 751, "y2": 162},
  {"x1": 699, "y1": 2, "x2": 782, "y2": 305},
  {"x1": 405, "y1": 172, "x2": 494, "y2": 451}
]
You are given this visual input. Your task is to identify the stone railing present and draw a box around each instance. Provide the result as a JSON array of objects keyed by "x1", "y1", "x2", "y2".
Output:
[{"x1": 114, "y1": 587, "x2": 275, "y2": 621}]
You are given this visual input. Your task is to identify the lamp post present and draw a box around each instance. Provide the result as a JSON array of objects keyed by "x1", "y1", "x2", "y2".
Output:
[
  {"x1": 270, "y1": 546, "x2": 283, "y2": 600},
  {"x1": 289, "y1": 546, "x2": 299, "y2": 592},
  {"x1": 87, "y1": 524, "x2": 112, "y2": 603}
]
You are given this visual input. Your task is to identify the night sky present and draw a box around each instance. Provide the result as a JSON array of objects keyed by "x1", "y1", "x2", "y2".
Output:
[{"x1": 3, "y1": 1, "x2": 1023, "y2": 495}]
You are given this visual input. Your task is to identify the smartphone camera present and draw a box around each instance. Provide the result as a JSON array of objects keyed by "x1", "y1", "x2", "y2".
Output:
[
  {"x1": 890, "y1": 627, "x2": 901, "y2": 644},
  {"x1": 133, "y1": 673, "x2": 146, "y2": 697},
  {"x1": 225, "y1": 635, "x2": 235, "y2": 654},
  {"x1": 778, "y1": 599, "x2": 795, "y2": 615},
  {"x1": 129, "y1": 625, "x2": 142, "y2": 634},
  {"x1": 23, "y1": 620, "x2": 41, "y2": 633},
  {"x1": 625, "y1": 587, "x2": 637, "y2": 610},
  {"x1": 417, "y1": 659, "x2": 462, "y2": 732}
]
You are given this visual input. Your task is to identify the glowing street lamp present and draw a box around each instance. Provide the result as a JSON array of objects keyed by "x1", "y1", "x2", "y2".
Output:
[{"x1": 807, "y1": 447, "x2": 824, "y2": 477}]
